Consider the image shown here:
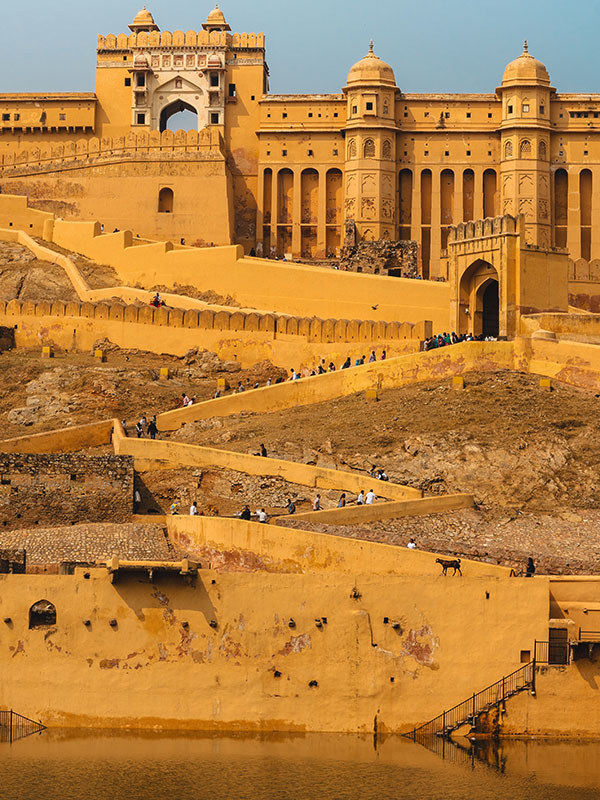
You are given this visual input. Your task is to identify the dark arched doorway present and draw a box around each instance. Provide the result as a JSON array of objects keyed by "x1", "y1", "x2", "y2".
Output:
[
  {"x1": 159, "y1": 100, "x2": 198, "y2": 133},
  {"x1": 481, "y1": 280, "x2": 499, "y2": 337}
]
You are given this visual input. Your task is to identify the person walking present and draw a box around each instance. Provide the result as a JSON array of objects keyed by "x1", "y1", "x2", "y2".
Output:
[
  {"x1": 407, "y1": 538, "x2": 417, "y2": 550},
  {"x1": 313, "y1": 494, "x2": 321, "y2": 511},
  {"x1": 260, "y1": 443, "x2": 268, "y2": 458},
  {"x1": 369, "y1": 351, "x2": 376, "y2": 363},
  {"x1": 526, "y1": 557, "x2": 536, "y2": 577},
  {"x1": 169, "y1": 501, "x2": 179, "y2": 515},
  {"x1": 190, "y1": 501, "x2": 199, "y2": 516},
  {"x1": 257, "y1": 508, "x2": 268, "y2": 524},
  {"x1": 135, "y1": 419, "x2": 144, "y2": 438},
  {"x1": 365, "y1": 489, "x2": 376, "y2": 505},
  {"x1": 147, "y1": 417, "x2": 158, "y2": 440},
  {"x1": 356, "y1": 490, "x2": 365, "y2": 505},
  {"x1": 239, "y1": 505, "x2": 251, "y2": 521},
  {"x1": 181, "y1": 393, "x2": 190, "y2": 407},
  {"x1": 287, "y1": 498, "x2": 296, "y2": 515},
  {"x1": 337, "y1": 493, "x2": 346, "y2": 508}
]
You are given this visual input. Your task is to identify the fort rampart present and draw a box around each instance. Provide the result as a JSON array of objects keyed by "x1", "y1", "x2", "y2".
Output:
[{"x1": 0, "y1": 452, "x2": 133, "y2": 529}]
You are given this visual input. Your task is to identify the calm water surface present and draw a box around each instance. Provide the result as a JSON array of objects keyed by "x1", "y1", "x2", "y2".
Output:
[{"x1": 1, "y1": 730, "x2": 599, "y2": 800}]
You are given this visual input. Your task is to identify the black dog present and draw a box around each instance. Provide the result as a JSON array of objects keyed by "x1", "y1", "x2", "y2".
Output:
[{"x1": 436, "y1": 557, "x2": 462, "y2": 576}]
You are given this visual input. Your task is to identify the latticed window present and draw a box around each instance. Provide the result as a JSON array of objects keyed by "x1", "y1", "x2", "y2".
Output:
[
  {"x1": 382, "y1": 140, "x2": 392, "y2": 160},
  {"x1": 347, "y1": 138, "x2": 357, "y2": 159},
  {"x1": 363, "y1": 138, "x2": 375, "y2": 158},
  {"x1": 504, "y1": 140, "x2": 513, "y2": 159},
  {"x1": 539, "y1": 140, "x2": 547, "y2": 160},
  {"x1": 520, "y1": 139, "x2": 532, "y2": 157}
]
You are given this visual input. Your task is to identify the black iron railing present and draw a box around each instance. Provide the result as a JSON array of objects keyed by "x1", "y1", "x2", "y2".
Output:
[
  {"x1": 535, "y1": 639, "x2": 570, "y2": 665},
  {"x1": 0, "y1": 710, "x2": 46, "y2": 743},
  {"x1": 407, "y1": 660, "x2": 535, "y2": 740}
]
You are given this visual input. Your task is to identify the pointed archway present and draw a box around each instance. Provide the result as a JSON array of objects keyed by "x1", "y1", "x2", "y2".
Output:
[
  {"x1": 159, "y1": 100, "x2": 198, "y2": 133},
  {"x1": 458, "y1": 259, "x2": 499, "y2": 336}
]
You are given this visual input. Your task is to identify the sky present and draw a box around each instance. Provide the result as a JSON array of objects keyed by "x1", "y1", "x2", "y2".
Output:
[{"x1": 0, "y1": 0, "x2": 599, "y2": 95}]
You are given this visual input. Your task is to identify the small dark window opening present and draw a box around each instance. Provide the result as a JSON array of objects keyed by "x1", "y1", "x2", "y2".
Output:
[
  {"x1": 29, "y1": 600, "x2": 57, "y2": 629},
  {"x1": 2, "y1": 114, "x2": 10, "y2": 121},
  {"x1": 210, "y1": 112, "x2": 220, "y2": 124},
  {"x1": 352, "y1": 105, "x2": 357, "y2": 114},
  {"x1": 307, "y1": 149, "x2": 314, "y2": 156},
  {"x1": 251, "y1": 95, "x2": 255, "y2": 101},
  {"x1": 125, "y1": 78, "x2": 131, "y2": 87},
  {"x1": 540, "y1": 105, "x2": 545, "y2": 114},
  {"x1": 282, "y1": 149, "x2": 287, "y2": 157},
  {"x1": 136, "y1": 113, "x2": 146, "y2": 125},
  {"x1": 308, "y1": 112, "x2": 313, "y2": 118},
  {"x1": 508, "y1": 105, "x2": 513, "y2": 114},
  {"x1": 488, "y1": 112, "x2": 492, "y2": 118},
  {"x1": 333, "y1": 112, "x2": 338, "y2": 118},
  {"x1": 466, "y1": 112, "x2": 471, "y2": 118},
  {"x1": 366, "y1": 102, "x2": 373, "y2": 111},
  {"x1": 210, "y1": 73, "x2": 219, "y2": 87},
  {"x1": 136, "y1": 73, "x2": 146, "y2": 88},
  {"x1": 282, "y1": 112, "x2": 287, "y2": 118},
  {"x1": 228, "y1": 83, "x2": 236, "y2": 97},
  {"x1": 14, "y1": 114, "x2": 20, "y2": 121},
  {"x1": 158, "y1": 187, "x2": 174, "y2": 213}
]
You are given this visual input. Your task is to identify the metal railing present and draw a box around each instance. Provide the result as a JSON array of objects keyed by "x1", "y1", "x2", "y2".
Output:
[
  {"x1": 579, "y1": 629, "x2": 600, "y2": 642},
  {"x1": 535, "y1": 639, "x2": 570, "y2": 665},
  {"x1": 407, "y1": 660, "x2": 535, "y2": 740},
  {"x1": 0, "y1": 710, "x2": 46, "y2": 744}
]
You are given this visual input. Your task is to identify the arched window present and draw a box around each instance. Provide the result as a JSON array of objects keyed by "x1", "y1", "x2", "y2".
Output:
[
  {"x1": 363, "y1": 138, "x2": 375, "y2": 158},
  {"x1": 520, "y1": 139, "x2": 532, "y2": 157},
  {"x1": 29, "y1": 600, "x2": 56, "y2": 629},
  {"x1": 504, "y1": 140, "x2": 513, "y2": 159},
  {"x1": 382, "y1": 140, "x2": 392, "y2": 160},
  {"x1": 158, "y1": 187, "x2": 174, "y2": 213},
  {"x1": 347, "y1": 138, "x2": 357, "y2": 159},
  {"x1": 539, "y1": 140, "x2": 547, "y2": 160}
]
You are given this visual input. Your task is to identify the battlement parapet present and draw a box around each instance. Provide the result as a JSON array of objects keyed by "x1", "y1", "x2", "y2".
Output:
[
  {"x1": 97, "y1": 30, "x2": 265, "y2": 52},
  {"x1": 0, "y1": 298, "x2": 431, "y2": 344},
  {"x1": 568, "y1": 257, "x2": 600, "y2": 283},
  {"x1": 0, "y1": 128, "x2": 223, "y2": 174},
  {"x1": 447, "y1": 215, "x2": 522, "y2": 245}
]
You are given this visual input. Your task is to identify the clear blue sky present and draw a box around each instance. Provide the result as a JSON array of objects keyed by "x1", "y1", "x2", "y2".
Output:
[{"x1": 0, "y1": 0, "x2": 597, "y2": 95}]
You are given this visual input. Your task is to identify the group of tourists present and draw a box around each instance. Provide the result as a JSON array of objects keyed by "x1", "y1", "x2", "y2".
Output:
[
  {"x1": 122, "y1": 414, "x2": 158, "y2": 439},
  {"x1": 423, "y1": 331, "x2": 497, "y2": 350},
  {"x1": 287, "y1": 350, "x2": 388, "y2": 381}
]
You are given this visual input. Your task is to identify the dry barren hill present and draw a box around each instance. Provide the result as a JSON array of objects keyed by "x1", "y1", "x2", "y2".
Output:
[{"x1": 168, "y1": 371, "x2": 600, "y2": 512}]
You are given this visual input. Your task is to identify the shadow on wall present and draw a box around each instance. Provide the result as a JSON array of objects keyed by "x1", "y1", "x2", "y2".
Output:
[{"x1": 110, "y1": 573, "x2": 218, "y2": 628}]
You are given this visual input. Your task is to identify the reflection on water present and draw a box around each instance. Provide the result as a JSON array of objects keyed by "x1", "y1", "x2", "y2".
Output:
[{"x1": 1, "y1": 729, "x2": 599, "y2": 800}]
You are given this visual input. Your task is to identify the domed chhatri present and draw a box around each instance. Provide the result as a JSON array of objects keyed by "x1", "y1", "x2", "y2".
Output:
[
  {"x1": 129, "y1": 6, "x2": 160, "y2": 33},
  {"x1": 502, "y1": 40, "x2": 550, "y2": 86},
  {"x1": 346, "y1": 41, "x2": 396, "y2": 87},
  {"x1": 203, "y1": 4, "x2": 232, "y2": 32}
]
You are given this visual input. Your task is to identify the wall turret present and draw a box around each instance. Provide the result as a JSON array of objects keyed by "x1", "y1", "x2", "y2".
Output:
[
  {"x1": 343, "y1": 42, "x2": 400, "y2": 242},
  {"x1": 498, "y1": 42, "x2": 554, "y2": 248}
]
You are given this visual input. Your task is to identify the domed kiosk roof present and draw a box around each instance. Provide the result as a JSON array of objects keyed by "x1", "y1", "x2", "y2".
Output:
[
  {"x1": 203, "y1": 5, "x2": 231, "y2": 32},
  {"x1": 346, "y1": 41, "x2": 396, "y2": 87},
  {"x1": 129, "y1": 6, "x2": 159, "y2": 33},
  {"x1": 502, "y1": 41, "x2": 550, "y2": 86}
]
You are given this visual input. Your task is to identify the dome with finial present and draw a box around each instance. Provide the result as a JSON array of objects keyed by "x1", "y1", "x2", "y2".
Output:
[
  {"x1": 346, "y1": 41, "x2": 396, "y2": 87},
  {"x1": 502, "y1": 41, "x2": 550, "y2": 86},
  {"x1": 129, "y1": 6, "x2": 159, "y2": 33},
  {"x1": 203, "y1": 4, "x2": 231, "y2": 31}
]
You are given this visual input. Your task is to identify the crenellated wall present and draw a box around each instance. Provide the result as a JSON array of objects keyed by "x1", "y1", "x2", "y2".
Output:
[{"x1": 97, "y1": 30, "x2": 265, "y2": 51}]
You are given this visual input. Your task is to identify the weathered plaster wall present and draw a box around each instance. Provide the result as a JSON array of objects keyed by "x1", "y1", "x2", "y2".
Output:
[{"x1": 0, "y1": 567, "x2": 548, "y2": 732}]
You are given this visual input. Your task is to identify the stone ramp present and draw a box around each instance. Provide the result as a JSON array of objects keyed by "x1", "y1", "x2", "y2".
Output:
[{"x1": 0, "y1": 522, "x2": 178, "y2": 566}]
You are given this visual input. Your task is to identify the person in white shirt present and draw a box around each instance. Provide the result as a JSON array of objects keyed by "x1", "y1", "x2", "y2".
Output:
[
  {"x1": 190, "y1": 501, "x2": 198, "y2": 516},
  {"x1": 407, "y1": 538, "x2": 417, "y2": 550},
  {"x1": 313, "y1": 494, "x2": 321, "y2": 511},
  {"x1": 365, "y1": 489, "x2": 376, "y2": 505},
  {"x1": 257, "y1": 508, "x2": 268, "y2": 524},
  {"x1": 356, "y1": 490, "x2": 365, "y2": 505}
]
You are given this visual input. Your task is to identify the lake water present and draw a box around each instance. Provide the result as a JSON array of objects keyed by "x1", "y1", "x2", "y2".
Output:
[{"x1": 1, "y1": 730, "x2": 599, "y2": 800}]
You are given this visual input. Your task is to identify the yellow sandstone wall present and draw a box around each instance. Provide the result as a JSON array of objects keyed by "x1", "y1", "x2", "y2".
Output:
[{"x1": 0, "y1": 564, "x2": 548, "y2": 732}]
